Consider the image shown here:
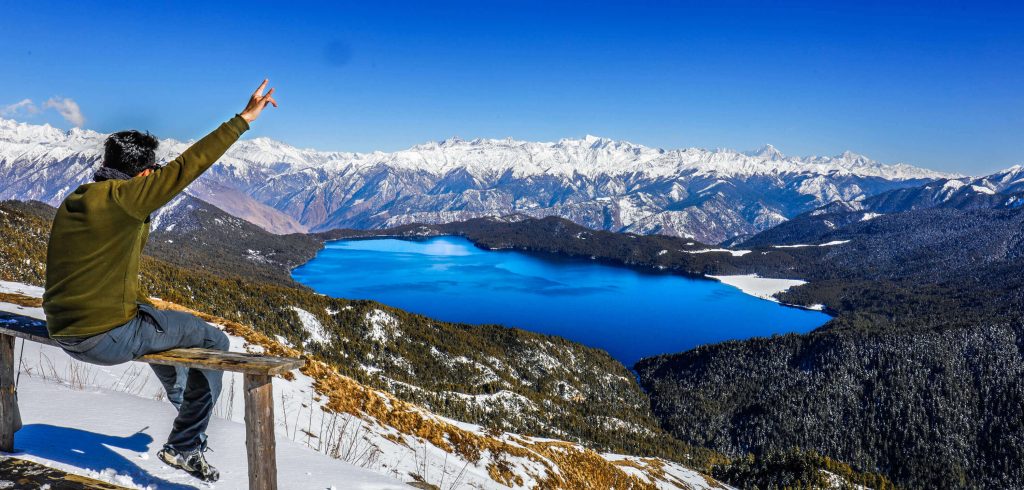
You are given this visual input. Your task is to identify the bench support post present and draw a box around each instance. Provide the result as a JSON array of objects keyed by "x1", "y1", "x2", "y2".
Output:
[
  {"x1": 243, "y1": 373, "x2": 277, "y2": 490},
  {"x1": 0, "y1": 334, "x2": 15, "y2": 452}
]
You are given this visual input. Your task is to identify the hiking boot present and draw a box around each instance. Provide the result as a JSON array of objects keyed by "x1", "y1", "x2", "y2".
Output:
[{"x1": 158, "y1": 444, "x2": 220, "y2": 482}]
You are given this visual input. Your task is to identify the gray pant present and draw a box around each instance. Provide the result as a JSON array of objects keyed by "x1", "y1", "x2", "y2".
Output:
[{"x1": 57, "y1": 304, "x2": 230, "y2": 451}]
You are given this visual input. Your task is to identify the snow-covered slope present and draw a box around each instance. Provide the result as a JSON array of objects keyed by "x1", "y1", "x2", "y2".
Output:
[
  {"x1": 11, "y1": 376, "x2": 406, "y2": 489},
  {"x1": 0, "y1": 281, "x2": 729, "y2": 490},
  {"x1": 0, "y1": 117, "x2": 952, "y2": 242},
  {"x1": 0, "y1": 284, "x2": 404, "y2": 489}
]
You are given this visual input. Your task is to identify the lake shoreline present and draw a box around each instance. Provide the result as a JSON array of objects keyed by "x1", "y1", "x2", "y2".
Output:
[
  {"x1": 294, "y1": 235, "x2": 831, "y2": 366},
  {"x1": 310, "y1": 232, "x2": 822, "y2": 313}
]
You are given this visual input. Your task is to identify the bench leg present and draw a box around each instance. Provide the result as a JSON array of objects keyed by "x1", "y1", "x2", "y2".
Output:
[
  {"x1": 244, "y1": 373, "x2": 277, "y2": 490},
  {"x1": 0, "y1": 334, "x2": 15, "y2": 452}
]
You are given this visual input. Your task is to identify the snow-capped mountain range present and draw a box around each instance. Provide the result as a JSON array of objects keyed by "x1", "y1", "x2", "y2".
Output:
[
  {"x1": 735, "y1": 164, "x2": 1024, "y2": 248},
  {"x1": 793, "y1": 164, "x2": 1024, "y2": 218},
  {"x1": 857, "y1": 164, "x2": 1024, "y2": 212},
  {"x1": 0, "y1": 117, "x2": 963, "y2": 242}
]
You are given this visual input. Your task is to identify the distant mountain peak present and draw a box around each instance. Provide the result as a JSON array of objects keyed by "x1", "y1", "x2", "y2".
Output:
[
  {"x1": 745, "y1": 144, "x2": 785, "y2": 161},
  {"x1": 999, "y1": 163, "x2": 1023, "y2": 175},
  {"x1": 836, "y1": 150, "x2": 872, "y2": 164}
]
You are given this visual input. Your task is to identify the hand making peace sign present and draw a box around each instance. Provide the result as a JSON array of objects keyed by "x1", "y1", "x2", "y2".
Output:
[{"x1": 240, "y1": 78, "x2": 278, "y2": 123}]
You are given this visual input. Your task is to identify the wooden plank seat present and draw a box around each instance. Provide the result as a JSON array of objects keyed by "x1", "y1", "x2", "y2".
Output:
[
  {"x1": 0, "y1": 314, "x2": 304, "y2": 490},
  {"x1": 0, "y1": 455, "x2": 134, "y2": 489},
  {"x1": 0, "y1": 319, "x2": 303, "y2": 375}
]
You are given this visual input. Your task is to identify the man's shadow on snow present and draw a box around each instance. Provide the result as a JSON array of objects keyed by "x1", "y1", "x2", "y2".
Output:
[{"x1": 14, "y1": 424, "x2": 199, "y2": 489}]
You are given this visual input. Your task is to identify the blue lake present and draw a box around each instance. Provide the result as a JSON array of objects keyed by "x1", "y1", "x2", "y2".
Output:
[{"x1": 292, "y1": 236, "x2": 830, "y2": 366}]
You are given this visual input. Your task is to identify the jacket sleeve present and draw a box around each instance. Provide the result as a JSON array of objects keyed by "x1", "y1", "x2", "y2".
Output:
[{"x1": 113, "y1": 115, "x2": 249, "y2": 221}]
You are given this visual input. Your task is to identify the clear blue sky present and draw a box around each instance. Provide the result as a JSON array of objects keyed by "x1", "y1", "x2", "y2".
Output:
[{"x1": 1, "y1": 1, "x2": 1021, "y2": 174}]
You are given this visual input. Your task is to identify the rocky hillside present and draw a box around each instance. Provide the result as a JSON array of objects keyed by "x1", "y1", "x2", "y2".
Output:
[{"x1": 0, "y1": 117, "x2": 949, "y2": 242}]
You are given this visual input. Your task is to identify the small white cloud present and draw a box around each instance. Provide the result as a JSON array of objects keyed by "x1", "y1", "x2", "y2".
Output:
[
  {"x1": 1, "y1": 99, "x2": 40, "y2": 117},
  {"x1": 2, "y1": 97, "x2": 86, "y2": 127},
  {"x1": 44, "y1": 97, "x2": 85, "y2": 127}
]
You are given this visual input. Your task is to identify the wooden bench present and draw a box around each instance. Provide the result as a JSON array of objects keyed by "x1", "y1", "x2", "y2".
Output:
[{"x1": 0, "y1": 317, "x2": 304, "y2": 490}]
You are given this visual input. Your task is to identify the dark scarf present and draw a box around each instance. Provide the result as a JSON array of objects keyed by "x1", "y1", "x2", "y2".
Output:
[{"x1": 93, "y1": 166, "x2": 134, "y2": 182}]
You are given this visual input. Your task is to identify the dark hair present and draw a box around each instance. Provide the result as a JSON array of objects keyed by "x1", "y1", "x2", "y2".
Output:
[{"x1": 103, "y1": 130, "x2": 159, "y2": 176}]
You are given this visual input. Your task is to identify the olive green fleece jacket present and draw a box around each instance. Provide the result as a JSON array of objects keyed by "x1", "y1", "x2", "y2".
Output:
[{"x1": 43, "y1": 115, "x2": 249, "y2": 338}]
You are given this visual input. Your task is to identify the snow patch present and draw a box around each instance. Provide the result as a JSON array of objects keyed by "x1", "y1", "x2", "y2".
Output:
[
  {"x1": 364, "y1": 309, "x2": 400, "y2": 343},
  {"x1": 772, "y1": 239, "x2": 850, "y2": 248},
  {"x1": 686, "y1": 248, "x2": 751, "y2": 257},
  {"x1": 0, "y1": 280, "x2": 44, "y2": 298},
  {"x1": 709, "y1": 274, "x2": 807, "y2": 302},
  {"x1": 290, "y1": 306, "x2": 330, "y2": 346}
]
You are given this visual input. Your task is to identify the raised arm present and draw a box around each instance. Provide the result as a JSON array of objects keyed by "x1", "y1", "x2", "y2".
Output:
[{"x1": 113, "y1": 79, "x2": 279, "y2": 221}]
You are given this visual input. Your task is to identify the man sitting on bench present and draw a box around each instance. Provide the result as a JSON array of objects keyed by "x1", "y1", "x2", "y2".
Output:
[{"x1": 41, "y1": 79, "x2": 278, "y2": 482}]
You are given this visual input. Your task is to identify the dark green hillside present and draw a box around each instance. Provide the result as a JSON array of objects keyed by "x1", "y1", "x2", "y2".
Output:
[
  {"x1": 0, "y1": 200, "x2": 50, "y2": 284},
  {"x1": 0, "y1": 199, "x2": 57, "y2": 221},
  {"x1": 745, "y1": 207, "x2": 1024, "y2": 324},
  {"x1": 145, "y1": 195, "x2": 323, "y2": 285},
  {"x1": 637, "y1": 318, "x2": 1024, "y2": 489},
  {"x1": 711, "y1": 450, "x2": 897, "y2": 490}
]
